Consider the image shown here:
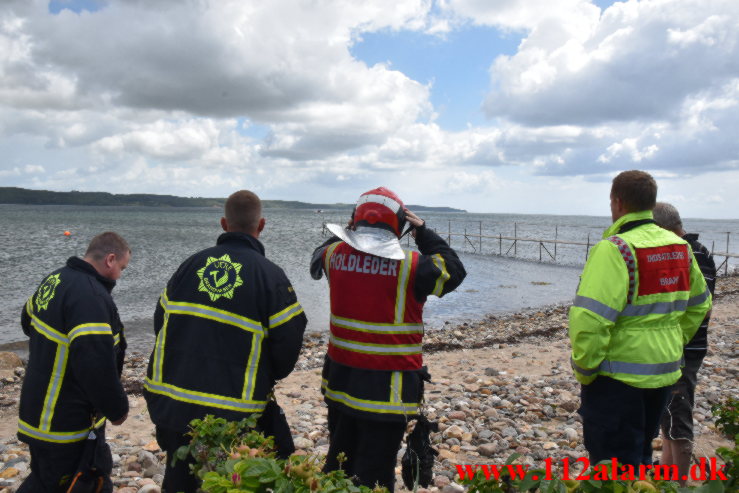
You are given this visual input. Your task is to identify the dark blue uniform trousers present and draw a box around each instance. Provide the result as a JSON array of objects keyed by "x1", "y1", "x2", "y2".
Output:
[{"x1": 579, "y1": 376, "x2": 670, "y2": 467}]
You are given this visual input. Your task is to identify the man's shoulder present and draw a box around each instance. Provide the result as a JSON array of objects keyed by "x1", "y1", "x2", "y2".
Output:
[
  {"x1": 180, "y1": 244, "x2": 290, "y2": 282},
  {"x1": 684, "y1": 235, "x2": 710, "y2": 256},
  {"x1": 57, "y1": 264, "x2": 106, "y2": 296}
]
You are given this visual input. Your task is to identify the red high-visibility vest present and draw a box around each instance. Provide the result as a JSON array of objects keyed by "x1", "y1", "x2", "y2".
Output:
[{"x1": 323, "y1": 241, "x2": 424, "y2": 371}]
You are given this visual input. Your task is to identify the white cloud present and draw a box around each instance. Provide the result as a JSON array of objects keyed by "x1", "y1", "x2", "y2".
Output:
[
  {"x1": 24, "y1": 164, "x2": 44, "y2": 173},
  {"x1": 0, "y1": 0, "x2": 738, "y2": 219},
  {"x1": 481, "y1": 0, "x2": 739, "y2": 126}
]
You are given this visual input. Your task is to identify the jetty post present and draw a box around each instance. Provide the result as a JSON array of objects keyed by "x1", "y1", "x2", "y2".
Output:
[
  {"x1": 479, "y1": 221, "x2": 482, "y2": 253},
  {"x1": 726, "y1": 232, "x2": 730, "y2": 276}
]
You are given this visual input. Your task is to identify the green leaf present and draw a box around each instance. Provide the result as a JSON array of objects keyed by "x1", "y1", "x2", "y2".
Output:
[
  {"x1": 704, "y1": 480, "x2": 725, "y2": 493},
  {"x1": 175, "y1": 444, "x2": 190, "y2": 461},
  {"x1": 225, "y1": 458, "x2": 240, "y2": 474},
  {"x1": 519, "y1": 471, "x2": 541, "y2": 491},
  {"x1": 505, "y1": 453, "x2": 522, "y2": 465}
]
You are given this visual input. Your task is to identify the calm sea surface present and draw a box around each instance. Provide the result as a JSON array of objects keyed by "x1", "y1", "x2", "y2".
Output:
[{"x1": 1, "y1": 205, "x2": 737, "y2": 353}]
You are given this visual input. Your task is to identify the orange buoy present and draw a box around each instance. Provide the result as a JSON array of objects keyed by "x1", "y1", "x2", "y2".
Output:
[{"x1": 64, "y1": 231, "x2": 71, "y2": 236}]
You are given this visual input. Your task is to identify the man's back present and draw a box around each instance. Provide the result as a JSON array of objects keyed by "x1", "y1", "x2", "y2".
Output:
[
  {"x1": 19, "y1": 257, "x2": 128, "y2": 444},
  {"x1": 145, "y1": 231, "x2": 306, "y2": 431},
  {"x1": 570, "y1": 214, "x2": 711, "y2": 389}
]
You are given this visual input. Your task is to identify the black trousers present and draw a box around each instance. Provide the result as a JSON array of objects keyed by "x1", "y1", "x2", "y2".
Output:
[
  {"x1": 324, "y1": 406, "x2": 406, "y2": 492},
  {"x1": 18, "y1": 433, "x2": 113, "y2": 493},
  {"x1": 579, "y1": 376, "x2": 670, "y2": 467},
  {"x1": 156, "y1": 426, "x2": 200, "y2": 493}
]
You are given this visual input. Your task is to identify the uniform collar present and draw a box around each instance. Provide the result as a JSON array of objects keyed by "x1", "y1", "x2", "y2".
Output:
[
  {"x1": 603, "y1": 210, "x2": 654, "y2": 239},
  {"x1": 66, "y1": 256, "x2": 116, "y2": 293},
  {"x1": 216, "y1": 231, "x2": 266, "y2": 256}
]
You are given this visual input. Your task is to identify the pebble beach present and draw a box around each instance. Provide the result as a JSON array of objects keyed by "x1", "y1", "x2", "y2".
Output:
[{"x1": 0, "y1": 276, "x2": 737, "y2": 492}]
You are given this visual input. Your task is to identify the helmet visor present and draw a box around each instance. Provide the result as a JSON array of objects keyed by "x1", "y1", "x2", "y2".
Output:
[{"x1": 325, "y1": 224, "x2": 405, "y2": 260}]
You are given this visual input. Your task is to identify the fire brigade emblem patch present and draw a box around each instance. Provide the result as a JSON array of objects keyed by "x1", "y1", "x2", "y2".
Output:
[
  {"x1": 35, "y1": 273, "x2": 61, "y2": 312},
  {"x1": 196, "y1": 254, "x2": 244, "y2": 301}
]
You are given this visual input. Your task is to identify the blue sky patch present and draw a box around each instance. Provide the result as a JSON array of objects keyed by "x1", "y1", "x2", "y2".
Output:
[
  {"x1": 48, "y1": 0, "x2": 105, "y2": 15},
  {"x1": 351, "y1": 26, "x2": 522, "y2": 130}
]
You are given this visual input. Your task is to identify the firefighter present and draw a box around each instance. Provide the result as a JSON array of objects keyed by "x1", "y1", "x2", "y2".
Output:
[
  {"x1": 311, "y1": 187, "x2": 466, "y2": 491},
  {"x1": 144, "y1": 190, "x2": 307, "y2": 493},
  {"x1": 18, "y1": 232, "x2": 131, "y2": 493},
  {"x1": 569, "y1": 170, "x2": 712, "y2": 467}
]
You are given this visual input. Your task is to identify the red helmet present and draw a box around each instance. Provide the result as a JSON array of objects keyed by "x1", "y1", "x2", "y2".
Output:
[{"x1": 353, "y1": 187, "x2": 407, "y2": 237}]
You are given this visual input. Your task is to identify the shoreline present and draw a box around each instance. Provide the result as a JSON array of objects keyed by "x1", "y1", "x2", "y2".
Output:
[{"x1": 0, "y1": 277, "x2": 737, "y2": 492}]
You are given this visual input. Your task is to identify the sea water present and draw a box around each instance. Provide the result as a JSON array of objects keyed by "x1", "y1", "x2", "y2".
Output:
[{"x1": 1, "y1": 204, "x2": 736, "y2": 353}]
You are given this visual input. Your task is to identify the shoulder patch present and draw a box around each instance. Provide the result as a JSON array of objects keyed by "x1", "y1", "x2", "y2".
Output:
[
  {"x1": 35, "y1": 273, "x2": 61, "y2": 311},
  {"x1": 196, "y1": 254, "x2": 244, "y2": 301}
]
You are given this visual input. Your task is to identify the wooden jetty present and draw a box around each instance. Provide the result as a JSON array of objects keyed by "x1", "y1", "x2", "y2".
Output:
[{"x1": 322, "y1": 221, "x2": 739, "y2": 276}]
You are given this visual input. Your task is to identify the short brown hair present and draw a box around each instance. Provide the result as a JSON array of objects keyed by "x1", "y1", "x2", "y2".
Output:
[
  {"x1": 225, "y1": 190, "x2": 262, "y2": 232},
  {"x1": 611, "y1": 170, "x2": 657, "y2": 212},
  {"x1": 85, "y1": 232, "x2": 130, "y2": 261}
]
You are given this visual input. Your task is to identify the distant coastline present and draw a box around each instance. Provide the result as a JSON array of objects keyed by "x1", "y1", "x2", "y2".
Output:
[{"x1": 0, "y1": 187, "x2": 466, "y2": 213}]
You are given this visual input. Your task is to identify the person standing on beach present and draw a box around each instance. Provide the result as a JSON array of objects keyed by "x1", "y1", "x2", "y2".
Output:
[
  {"x1": 310, "y1": 187, "x2": 466, "y2": 491},
  {"x1": 568, "y1": 170, "x2": 712, "y2": 467},
  {"x1": 144, "y1": 190, "x2": 307, "y2": 493},
  {"x1": 17, "y1": 232, "x2": 131, "y2": 493},
  {"x1": 652, "y1": 202, "x2": 716, "y2": 485}
]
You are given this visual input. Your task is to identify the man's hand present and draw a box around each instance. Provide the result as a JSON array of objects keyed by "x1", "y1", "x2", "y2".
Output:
[
  {"x1": 404, "y1": 209, "x2": 424, "y2": 228},
  {"x1": 404, "y1": 209, "x2": 425, "y2": 238},
  {"x1": 111, "y1": 413, "x2": 128, "y2": 426}
]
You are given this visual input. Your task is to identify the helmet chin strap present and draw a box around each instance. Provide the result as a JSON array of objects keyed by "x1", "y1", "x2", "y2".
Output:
[{"x1": 399, "y1": 222, "x2": 415, "y2": 239}]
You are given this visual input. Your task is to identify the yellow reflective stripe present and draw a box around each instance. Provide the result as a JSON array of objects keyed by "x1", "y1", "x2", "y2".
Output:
[
  {"x1": 330, "y1": 314, "x2": 423, "y2": 334},
  {"x1": 431, "y1": 254, "x2": 450, "y2": 297},
  {"x1": 29, "y1": 314, "x2": 68, "y2": 346},
  {"x1": 25, "y1": 298, "x2": 34, "y2": 317},
  {"x1": 241, "y1": 333, "x2": 263, "y2": 400},
  {"x1": 269, "y1": 302, "x2": 304, "y2": 329},
  {"x1": 329, "y1": 335, "x2": 422, "y2": 355},
  {"x1": 390, "y1": 371, "x2": 402, "y2": 403},
  {"x1": 94, "y1": 417, "x2": 106, "y2": 428},
  {"x1": 144, "y1": 378, "x2": 267, "y2": 413},
  {"x1": 394, "y1": 251, "x2": 412, "y2": 323},
  {"x1": 153, "y1": 290, "x2": 170, "y2": 383},
  {"x1": 163, "y1": 298, "x2": 263, "y2": 334},
  {"x1": 18, "y1": 419, "x2": 90, "y2": 444},
  {"x1": 39, "y1": 344, "x2": 69, "y2": 431},
  {"x1": 68, "y1": 323, "x2": 112, "y2": 342},
  {"x1": 324, "y1": 241, "x2": 342, "y2": 281},
  {"x1": 113, "y1": 333, "x2": 121, "y2": 346},
  {"x1": 321, "y1": 379, "x2": 418, "y2": 415}
]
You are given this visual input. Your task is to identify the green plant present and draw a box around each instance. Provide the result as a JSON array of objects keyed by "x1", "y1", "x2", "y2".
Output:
[{"x1": 176, "y1": 415, "x2": 388, "y2": 493}]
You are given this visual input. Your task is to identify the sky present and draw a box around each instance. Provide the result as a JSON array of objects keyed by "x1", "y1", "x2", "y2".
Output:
[{"x1": 1, "y1": 0, "x2": 738, "y2": 218}]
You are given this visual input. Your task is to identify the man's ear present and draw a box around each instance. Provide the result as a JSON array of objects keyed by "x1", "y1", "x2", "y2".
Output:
[
  {"x1": 220, "y1": 217, "x2": 228, "y2": 232},
  {"x1": 105, "y1": 253, "x2": 116, "y2": 268},
  {"x1": 257, "y1": 217, "x2": 266, "y2": 233}
]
